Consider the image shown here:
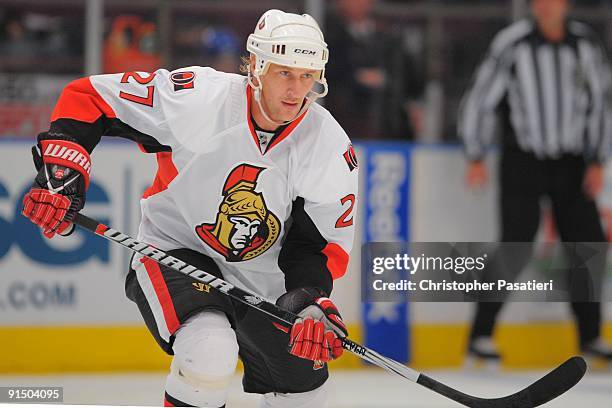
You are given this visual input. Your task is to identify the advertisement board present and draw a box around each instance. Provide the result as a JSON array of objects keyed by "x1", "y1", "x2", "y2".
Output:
[
  {"x1": 0, "y1": 140, "x2": 155, "y2": 325},
  {"x1": 360, "y1": 142, "x2": 411, "y2": 363},
  {"x1": 2, "y1": 140, "x2": 611, "y2": 371}
]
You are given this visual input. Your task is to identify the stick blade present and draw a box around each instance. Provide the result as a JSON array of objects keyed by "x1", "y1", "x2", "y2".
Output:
[
  {"x1": 475, "y1": 356, "x2": 587, "y2": 407},
  {"x1": 417, "y1": 356, "x2": 587, "y2": 408},
  {"x1": 514, "y1": 356, "x2": 587, "y2": 407}
]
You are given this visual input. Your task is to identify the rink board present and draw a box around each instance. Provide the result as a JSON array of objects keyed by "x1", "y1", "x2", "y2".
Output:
[{"x1": 0, "y1": 140, "x2": 611, "y2": 372}]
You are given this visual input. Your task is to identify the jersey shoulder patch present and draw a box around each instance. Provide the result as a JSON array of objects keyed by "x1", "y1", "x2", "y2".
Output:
[
  {"x1": 343, "y1": 143, "x2": 358, "y2": 172},
  {"x1": 170, "y1": 71, "x2": 196, "y2": 91}
]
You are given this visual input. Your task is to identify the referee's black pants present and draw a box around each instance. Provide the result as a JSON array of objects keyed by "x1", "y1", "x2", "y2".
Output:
[{"x1": 470, "y1": 148, "x2": 607, "y2": 348}]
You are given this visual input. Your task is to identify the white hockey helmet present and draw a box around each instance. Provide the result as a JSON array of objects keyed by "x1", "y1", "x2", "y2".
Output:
[
  {"x1": 246, "y1": 9, "x2": 329, "y2": 124},
  {"x1": 247, "y1": 9, "x2": 328, "y2": 73}
]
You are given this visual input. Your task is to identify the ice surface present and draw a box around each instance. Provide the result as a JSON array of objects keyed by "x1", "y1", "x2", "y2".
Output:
[{"x1": 0, "y1": 367, "x2": 609, "y2": 407}]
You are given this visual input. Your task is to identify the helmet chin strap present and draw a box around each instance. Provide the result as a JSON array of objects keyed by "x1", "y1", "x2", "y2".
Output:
[{"x1": 247, "y1": 67, "x2": 328, "y2": 128}]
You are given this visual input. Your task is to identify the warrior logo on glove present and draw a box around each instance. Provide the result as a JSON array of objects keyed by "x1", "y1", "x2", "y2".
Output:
[
  {"x1": 195, "y1": 163, "x2": 280, "y2": 262},
  {"x1": 22, "y1": 138, "x2": 90, "y2": 239}
]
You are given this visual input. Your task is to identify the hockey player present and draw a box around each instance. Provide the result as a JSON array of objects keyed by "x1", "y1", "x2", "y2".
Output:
[{"x1": 21, "y1": 9, "x2": 358, "y2": 408}]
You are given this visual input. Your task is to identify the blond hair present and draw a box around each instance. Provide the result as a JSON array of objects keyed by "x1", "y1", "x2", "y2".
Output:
[{"x1": 239, "y1": 55, "x2": 250, "y2": 74}]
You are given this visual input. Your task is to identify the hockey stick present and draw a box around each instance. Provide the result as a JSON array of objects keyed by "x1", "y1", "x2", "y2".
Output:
[{"x1": 73, "y1": 212, "x2": 587, "y2": 407}]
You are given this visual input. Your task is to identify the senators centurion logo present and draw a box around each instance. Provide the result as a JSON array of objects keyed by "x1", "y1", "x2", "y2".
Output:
[{"x1": 195, "y1": 164, "x2": 281, "y2": 262}]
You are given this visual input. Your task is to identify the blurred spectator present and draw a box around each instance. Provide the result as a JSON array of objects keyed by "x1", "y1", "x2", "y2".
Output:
[
  {"x1": 103, "y1": 16, "x2": 160, "y2": 73},
  {"x1": 200, "y1": 27, "x2": 240, "y2": 73},
  {"x1": 325, "y1": 0, "x2": 424, "y2": 140},
  {"x1": 0, "y1": 8, "x2": 83, "y2": 73},
  {"x1": 174, "y1": 22, "x2": 241, "y2": 73},
  {"x1": 0, "y1": 10, "x2": 40, "y2": 57}
]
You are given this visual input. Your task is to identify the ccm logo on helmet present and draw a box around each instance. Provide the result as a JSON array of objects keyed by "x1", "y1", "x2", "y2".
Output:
[{"x1": 294, "y1": 48, "x2": 316, "y2": 56}]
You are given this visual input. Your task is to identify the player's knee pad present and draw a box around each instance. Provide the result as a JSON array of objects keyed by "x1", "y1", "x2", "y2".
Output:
[
  {"x1": 260, "y1": 381, "x2": 329, "y2": 408},
  {"x1": 165, "y1": 310, "x2": 239, "y2": 407}
]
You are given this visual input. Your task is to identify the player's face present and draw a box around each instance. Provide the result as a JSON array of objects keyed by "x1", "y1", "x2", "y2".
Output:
[
  {"x1": 531, "y1": 0, "x2": 569, "y2": 25},
  {"x1": 260, "y1": 63, "x2": 319, "y2": 122}
]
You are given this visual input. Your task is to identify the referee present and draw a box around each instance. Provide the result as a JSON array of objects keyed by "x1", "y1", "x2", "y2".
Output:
[{"x1": 459, "y1": 0, "x2": 612, "y2": 363}]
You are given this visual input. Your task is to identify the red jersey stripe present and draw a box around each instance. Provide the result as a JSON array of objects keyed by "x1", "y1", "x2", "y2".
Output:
[
  {"x1": 245, "y1": 87, "x2": 307, "y2": 155},
  {"x1": 142, "y1": 152, "x2": 179, "y2": 199},
  {"x1": 266, "y1": 108, "x2": 307, "y2": 151},
  {"x1": 246, "y1": 88, "x2": 262, "y2": 153},
  {"x1": 321, "y1": 243, "x2": 350, "y2": 280},
  {"x1": 51, "y1": 77, "x2": 116, "y2": 122},
  {"x1": 142, "y1": 258, "x2": 180, "y2": 335}
]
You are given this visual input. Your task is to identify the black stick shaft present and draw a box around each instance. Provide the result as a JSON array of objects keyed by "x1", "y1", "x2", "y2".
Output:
[
  {"x1": 71, "y1": 213, "x2": 416, "y2": 378},
  {"x1": 72, "y1": 212, "x2": 586, "y2": 408}
]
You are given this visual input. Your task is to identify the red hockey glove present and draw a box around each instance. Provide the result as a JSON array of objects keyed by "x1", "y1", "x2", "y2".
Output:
[
  {"x1": 22, "y1": 138, "x2": 90, "y2": 238},
  {"x1": 276, "y1": 287, "x2": 348, "y2": 362}
]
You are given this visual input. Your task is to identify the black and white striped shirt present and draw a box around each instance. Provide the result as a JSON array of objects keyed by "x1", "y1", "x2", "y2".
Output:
[{"x1": 459, "y1": 18, "x2": 611, "y2": 162}]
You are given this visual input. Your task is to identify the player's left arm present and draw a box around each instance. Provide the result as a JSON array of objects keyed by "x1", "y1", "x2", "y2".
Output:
[{"x1": 277, "y1": 122, "x2": 358, "y2": 362}]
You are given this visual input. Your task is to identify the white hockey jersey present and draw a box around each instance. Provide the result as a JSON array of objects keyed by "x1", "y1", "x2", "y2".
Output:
[{"x1": 44, "y1": 67, "x2": 358, "y2": 301}]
